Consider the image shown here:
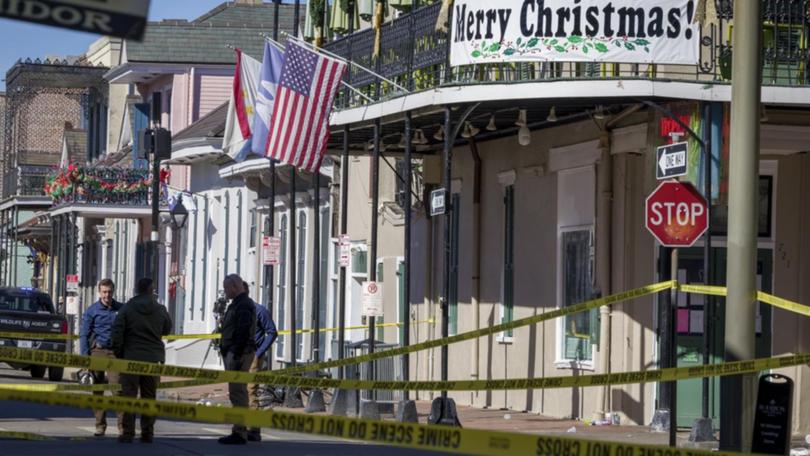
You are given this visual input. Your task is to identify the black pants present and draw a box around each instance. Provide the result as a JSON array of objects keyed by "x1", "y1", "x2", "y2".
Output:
[{"x1": 119, "y1": 374, "x2": 158, "y2": 438}]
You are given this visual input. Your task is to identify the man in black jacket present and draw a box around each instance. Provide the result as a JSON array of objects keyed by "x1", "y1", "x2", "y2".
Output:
[
  {"x1": 111, "y1": 278, "x2": 172, "y2": 444},
  {"x1": 218, "y1": 274, "x2": 257, "y2": 445}
]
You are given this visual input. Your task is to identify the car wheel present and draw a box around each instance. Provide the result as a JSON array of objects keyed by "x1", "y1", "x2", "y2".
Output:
[
  {"x1": 48, "y1": 367, "x2": 64, "y2": 382},
  {"x1": 30, "y1": 365, "x2": 46, "y2": 378}
]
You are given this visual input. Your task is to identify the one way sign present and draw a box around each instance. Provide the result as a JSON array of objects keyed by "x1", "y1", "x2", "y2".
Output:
[{"x1": 656, "y1": 142, "x2": 688, "y2": 180}]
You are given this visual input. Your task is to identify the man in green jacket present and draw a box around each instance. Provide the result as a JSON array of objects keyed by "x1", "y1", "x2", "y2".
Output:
[{"x1": 111, "y1": 277, "x2": 172, "y2": 444}]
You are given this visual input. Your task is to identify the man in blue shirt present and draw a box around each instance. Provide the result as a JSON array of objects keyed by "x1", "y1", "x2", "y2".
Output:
[
  {"x1": 79, "y1": 278, "x2": 124, "y2": 437},
  {"x1": 244, "y1": 282, "x2": 277, "y2": 442}
]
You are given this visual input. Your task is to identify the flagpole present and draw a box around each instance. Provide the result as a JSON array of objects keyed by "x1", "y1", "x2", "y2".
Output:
[{"x1": 280, "y1": 30, "x2": 410, "y2": 94}]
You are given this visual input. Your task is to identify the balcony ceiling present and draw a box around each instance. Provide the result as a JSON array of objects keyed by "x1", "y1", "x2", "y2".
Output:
[
  {"x1": 327, "y1": 97, "x2": 642, "y2": 155},
  {"x1": 49, "y1": 204, "x2": 152, "y2": 219}
]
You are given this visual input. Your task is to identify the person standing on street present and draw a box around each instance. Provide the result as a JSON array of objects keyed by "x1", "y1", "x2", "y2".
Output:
[
  {"x1": 218, "y1": 274, "x2": 257, "y2": 445},
  {"x1": 243, "y1": 281, "x2": 277, "y2": 442},
  {"x1": 79, "y1": 278, "x2": 124, "y2": 437},
  {"x1": 111, "y1": 278, "x2": 172, "y2": 444}
]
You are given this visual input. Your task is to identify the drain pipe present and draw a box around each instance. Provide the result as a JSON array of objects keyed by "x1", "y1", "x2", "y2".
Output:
[
  {"x1": 469, "y1": 139, "x2": 482, "y2": 388},
  {"x1": 594, "y1": 133, "x2": 613, "y2": 423}
]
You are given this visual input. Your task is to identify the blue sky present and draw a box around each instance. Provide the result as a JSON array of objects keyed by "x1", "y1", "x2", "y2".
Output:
[{"x1": 0, "y1": 1, "x2": 302, "y2": 90}]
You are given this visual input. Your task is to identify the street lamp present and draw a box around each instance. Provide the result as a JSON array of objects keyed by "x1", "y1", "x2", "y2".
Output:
[{"x1": 170, "y1": 194, "x2": 188, "y2": 230}]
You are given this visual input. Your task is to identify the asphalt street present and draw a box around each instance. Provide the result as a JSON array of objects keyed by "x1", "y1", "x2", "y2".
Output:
[{"x1": 0, "y1": 364, "x2": 446, "y2": 456}]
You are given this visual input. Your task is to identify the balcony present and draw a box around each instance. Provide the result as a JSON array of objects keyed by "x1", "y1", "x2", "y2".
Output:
[
  {"x1": 323, "y1": 1, "x2": 810, "y2": 111},
  {"x1": 46, "y1": 166, "x2": 153, "y2": 219}
]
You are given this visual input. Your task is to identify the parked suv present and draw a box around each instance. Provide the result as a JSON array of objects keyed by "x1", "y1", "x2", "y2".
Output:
[{"x1": 0, "y1": 287, "x2": 68, "y2": 381}]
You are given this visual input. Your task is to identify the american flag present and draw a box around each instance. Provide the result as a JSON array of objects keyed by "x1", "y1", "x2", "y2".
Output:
[{"x1": 265, "y1": 41, "x2": 347, "y2": 172}]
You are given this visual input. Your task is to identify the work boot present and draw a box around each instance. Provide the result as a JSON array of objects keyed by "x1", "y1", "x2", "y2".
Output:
[
  {"x1": 140, "y1": 433, "x2": 154, "y2": 444},
  {"x1": 218, "y1": 433, "x2": 247, "y2": 445},
  {"x1": 117, "y1": 435, "x2": 134, "y2": 443},
  {"x1": 94, "y1": 426, "x2": 106, "y2": 437},
  {"x1": 247, "y1": 430, "x2": 261, "y2": 442}
]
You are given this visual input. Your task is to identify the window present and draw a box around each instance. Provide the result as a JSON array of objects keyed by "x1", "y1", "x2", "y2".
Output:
[
  {"x1": 249, "y1": 209, "x2": 257, "y2": 249},
  {"x1": 276, "y1": 214, "x2": 288, "y2": 360},
  {"x1": 561, "y1": 228, "x2": 595, "y2": 362},
  {"x1": 448, "y1": 193, "x2": 460, "y2": 335},
  {"x1": 501, "y1": 185, "x2": 515, "y2": 338},
  {"x1": 0, "y1": 291, "x2": 54, "y2": 313},
  {"x1": 352, "y1": 248, "x2": 367, "y2": 276},
  {"x1": 554, "y1": 160, "x2": 597, "y2": 365},
  {"x1": 296, "y1": 211, "x2": 307, "y2": 361}
]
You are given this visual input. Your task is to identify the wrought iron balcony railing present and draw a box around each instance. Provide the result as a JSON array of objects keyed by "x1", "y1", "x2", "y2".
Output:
[
  {"x1": 324, "y1": 0, "x2": 810, "y2": 110},
  {"x1": 46, "y1": 167, "x2": 151, "y2": 207},
  {"x1": 3, "y1": 165, "x2": 52, "y2": 198}
]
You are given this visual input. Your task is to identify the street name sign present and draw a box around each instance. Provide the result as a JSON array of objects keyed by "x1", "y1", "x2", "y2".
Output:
[
  {"x1": 0, "y1": 0, "x2": 151, "y2": 40},
  {"x1": 656, "y1": 142, "x2": 688, "y2": 180},
  {"x1": 645, "y1": 181, "x2": 707, "y2": 247}
]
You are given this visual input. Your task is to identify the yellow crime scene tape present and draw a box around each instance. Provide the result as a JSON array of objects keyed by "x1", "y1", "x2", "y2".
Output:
[
  {"x1": 0, "y1": 319, "x2": 434, "y2": 342},
  {"x1": 677, "y1": 283, "x2": 810, "y2": 317},
  {"x1": 2, "y1": 343, "x2": 807, "y2": 392},
  {"x1": 275, "y1": 281, "x2": 676, "y2": 375},
  {"x1": 0, "y1": 430, "x2": 54, "y2": 441},
  {"x1": 0, "y1": 282, "x2": 806, "y2": 392},
  {"x1": 0, "y1": 378, "x2": 219, "y2": 393},
  {"x1": 0, "y1": 387, "x2": 743, "y2": 456}
]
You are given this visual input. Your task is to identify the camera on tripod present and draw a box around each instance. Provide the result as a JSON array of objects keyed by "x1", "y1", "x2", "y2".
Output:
[{"x1": 210, "y1": 291, "x2": 227, "y2": 351}]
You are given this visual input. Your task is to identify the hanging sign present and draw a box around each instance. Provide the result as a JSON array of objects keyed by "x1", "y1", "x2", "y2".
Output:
[
  {"x1": 361, "y1": 281, "x2": 383, "y2": 317},
  {"x1": 338, "y1": 234, "x2": 351, "y2": 268},
  {"x1": 450, "y1": 0, "x2": 699, "y2": 67},
  {"x1": 262, "y1": 236, "x2": 281, "y2": 266},
  {"x1": 0, "y1": 0, "x2": 151, "y2": 40}
]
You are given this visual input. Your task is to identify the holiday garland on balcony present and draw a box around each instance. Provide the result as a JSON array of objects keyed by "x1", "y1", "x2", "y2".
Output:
[{"x1": 44, "y1": 164, "x2": 151, "y2": 200}]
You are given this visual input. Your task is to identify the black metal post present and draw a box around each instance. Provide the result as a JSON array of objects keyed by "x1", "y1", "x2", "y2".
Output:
[
  {"x1": 273, "y1": 0, "x2": 280, "y2": 41},
  {"x1": 48, "y1": 215, "x2": 55, "y2": 295},
  {"x1": 266, "y1": 161, "x2": 276, "y2": 370},
  {"x1": 338, "y1": 127, "x2": 349, "y2": 379},
  {"x1": 670, "y1": 248, "x2": 678, "y2": 448},
  {"x1": 368, "y1": 119, "x2": 381, "y2": 393},
  {"x1": 289, "y1": 0, "x2": 301, "y2": 369},
  {"x1": 659, "y1": 248, "x2": 673, "y2": 411},
  {"x1": 290, "y1": 170, "x2": 297, "y2": 367},
  {"x1": 150, "y1": 130, "x2": 160, "y2": 287},
  {"x1": 267, "y1": 0, "x2": 280, "y2": 373},
  {"x1": 0, "y1": 210, "x2": 6, "y2": 286},
  {"x1": 313, "y1": 171, "x2": 321, "y2": 363},
  {"x1": 293, "y1": 0, "x2": 301, "y2": 37},
  {"x1": 406, "y1": 0, "x2": 417, "y2": 90},
  {"x1": 441, "y1": 106, "x2": 451, "y2": 398},
  {"x1": 403, "y1": 112, "x2": 412, "y2": 398},
  {"x1": 702, "y1": 102, "x2": 713, "y2": 419}
]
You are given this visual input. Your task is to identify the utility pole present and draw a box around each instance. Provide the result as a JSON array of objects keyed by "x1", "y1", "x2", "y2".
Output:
[{"x1": 720, "y1": 0, "x2": 762, "y2": 452}]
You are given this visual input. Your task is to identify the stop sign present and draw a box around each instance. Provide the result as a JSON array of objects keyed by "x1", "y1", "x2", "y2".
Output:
[{"x1": 645, "y1": 181, "x2": 708, "y2": 247}]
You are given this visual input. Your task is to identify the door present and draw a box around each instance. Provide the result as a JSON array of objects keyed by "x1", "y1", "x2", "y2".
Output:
[{"x1": 660, "y1": 247, "x2": 773, "y2": 428}]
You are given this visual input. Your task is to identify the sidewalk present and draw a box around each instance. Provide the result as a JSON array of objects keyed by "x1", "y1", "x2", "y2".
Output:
[{"x1": 152, "y1": 381, "x2": 810, "y2": 450}]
